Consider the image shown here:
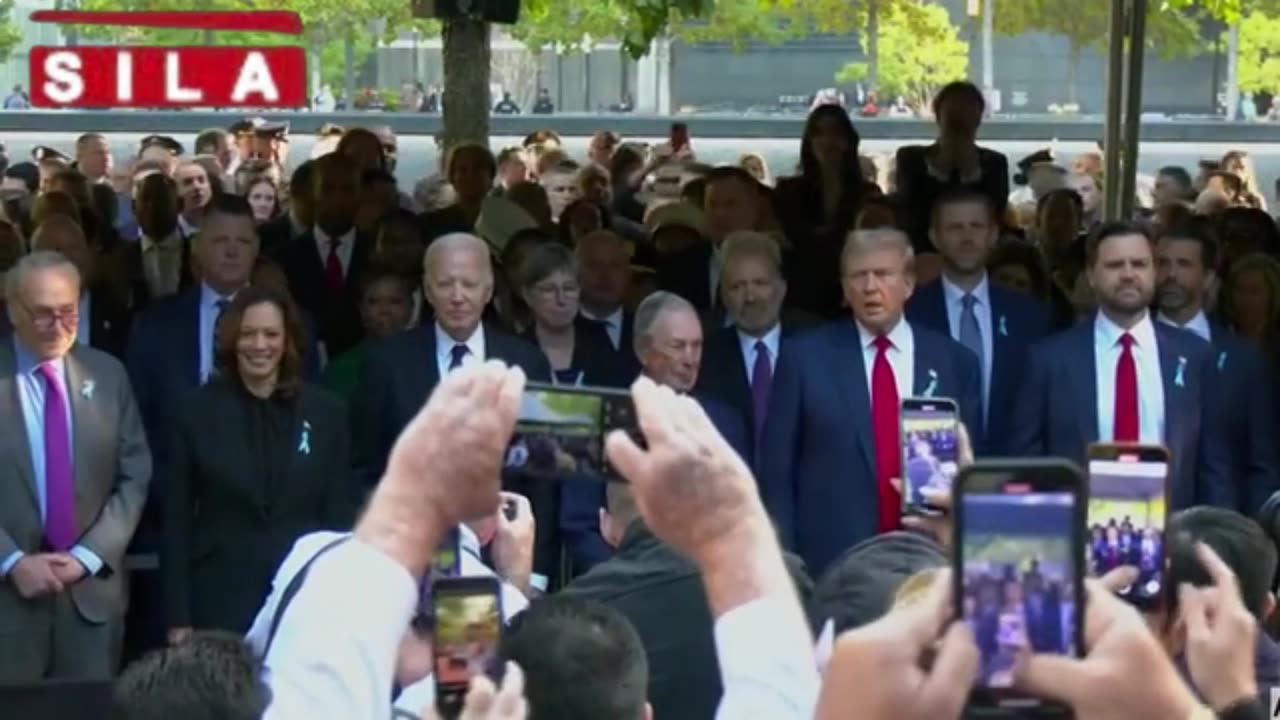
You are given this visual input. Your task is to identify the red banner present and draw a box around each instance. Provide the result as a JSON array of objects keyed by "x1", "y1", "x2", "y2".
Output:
[{"x1": 29, "y1": 46, "x2": 307, "y2": 109}]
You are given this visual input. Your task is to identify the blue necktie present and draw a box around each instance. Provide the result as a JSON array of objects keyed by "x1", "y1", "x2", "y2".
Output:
[
  {"x1": 959, "y1": 294, "x2": 983, "y2": 367},
  {"x1": 449, "y1": 344, "x2": 469, "y2": 371},
  {"x1": 750, "y1": 341, "x2": 772, "y2": 446}
]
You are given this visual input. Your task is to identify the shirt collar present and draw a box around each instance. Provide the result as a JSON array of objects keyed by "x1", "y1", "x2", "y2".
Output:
[
  {"x1": 178, "y1": 214, "x2": 198, "y2": 237},
  {"x1": 459, "y1": 524, "x2": 483, "y2": 557},
  {"x1": 1094, "y1": 310, "x2": 1157, "y2": 349},
  {"x1": 856, "y1": 316, "x2": 912, "y2": 350},
  {"x1": 1156, "y1": 310, "x2": 1212, "y2": 342},
  {"x1": 200, "y1": 283, "x2": 238, "y2": 308},
  {"x1": 12, "y1": 335, "x2": 64, "y2": 376},
  {"x1": 582, "y1": 306, "x2": 623, "y2": 327},
  {"x1": 941, "y1": 273, "x2": 990, "y2": 308},
  {"x1": 315, "y1": 224, "x2": 355, "y2": 247},
  {"x1": 140, "y1": 228, "x2": 183, "y2": 252},
  {"x1": 738, "y1": 323, "x2": 781, "y2": 360},
  {"x1": 435, "y1": 322, "x2": 484, "y2": 361}
]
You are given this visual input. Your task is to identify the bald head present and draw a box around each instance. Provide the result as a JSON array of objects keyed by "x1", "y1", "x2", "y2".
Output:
[{"x1": 423, "y1": 232, "x2": 495, "y2": 342}]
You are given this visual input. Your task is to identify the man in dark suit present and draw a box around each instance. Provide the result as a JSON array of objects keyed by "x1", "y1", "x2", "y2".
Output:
[
  {"x1": 656, "y1": 166, "x2": 761, "y2": 313},
  {"x1": 258, "y1": 161, "x2": 312, "y2": 259},
  {"x1": 274, "y1": 153, "x2": 372, "y2": 360},
  {"x1": 561, "y1": 290, "x2": 751, "y2": 575},
  {"x1": 1154, "y1": 218, "x2": 1277, "y2": 513},
  {"x1": 696, "y1": 230, "x2": 813, "y2": 468},
  {"x1": 0, "y1": 251, "x2": 150, "y2": 681},
  {"x1": 353, "y1": 232, "x2": 554, "y2": 569},
  {"x1": 905, "y1": 189, "x2": 1051, "y2": 452},
  {"x1": 120, "y1": 172, "x2": 195, "y2": 308},
  {"x1": 23, "y1": 217, "x2": 132, "y2": 358},
  {"x1": 761, "y1": 228, "x2": 982, "y2": 575},
  {"x1": 1008, "y1": 222, "x2": 1231, "y2": 510},
  {"x1": 576, "y1": 229, "x2": 640, "y2": 378}
]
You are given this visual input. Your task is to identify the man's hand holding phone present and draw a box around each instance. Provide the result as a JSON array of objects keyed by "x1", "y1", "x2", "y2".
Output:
[
  {"x1": 892, "y1": 422, "x2": 974, "y2": 550},
  {"x1": 491, "y1": 492, "x2": 535, "y2": 595}
]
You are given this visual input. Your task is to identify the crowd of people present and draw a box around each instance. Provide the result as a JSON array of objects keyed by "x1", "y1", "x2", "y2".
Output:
[{"x1": 1, "y1": 78, "x2": 1280, "y2": 718}]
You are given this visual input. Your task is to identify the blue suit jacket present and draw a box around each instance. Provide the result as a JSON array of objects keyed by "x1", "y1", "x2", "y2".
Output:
[
  {"x1": 560, "y1": 392, "x2": 750, "y2": 574},
  {"x1": 759, "y1": 319, "x2": 982, "y2": 575},
  {"x1": 1208, "y1": 321, "x2": 1279, "y2": 514},
  {"x1": 905, "y1": 280, "x2": 1051, "y2": 453},
  {"x1": 1006, "y1": 315, "x2": 1231, "y2": 510}
]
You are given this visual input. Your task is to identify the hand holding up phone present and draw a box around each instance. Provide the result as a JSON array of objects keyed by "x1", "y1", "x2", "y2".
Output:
[
  {"x1": 893, "y1": 422, "x2": 974, "y2": 550},
  {"x1": 425, "y1": 662, "x2": 527, "y2": 720},
  {"x1": 491, "y1": 492, "x2": 535, "y2": 595}
]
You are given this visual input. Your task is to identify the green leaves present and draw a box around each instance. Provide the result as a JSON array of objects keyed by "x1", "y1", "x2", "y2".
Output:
[
  {"x1": 1234, "y1": 11, "x2": 1280, "y2": 94},
  {"x1": 836, "y1": 2, "x2": 969, "y2": 108},
  {"x1": 0, "y1": 0, "x2": 19, "y2": 61}
]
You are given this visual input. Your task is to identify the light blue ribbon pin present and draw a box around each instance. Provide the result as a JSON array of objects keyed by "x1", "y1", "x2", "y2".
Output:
[
  {"x1": 922, "y1": 369, "x2": 939, "y2": 398},
  {"x1": 1174, "y1": 356, "x2": 1187, "y2": 388},
  {"x1": 999, "y1": 315, "x2": 1009, "y2": 337},
  {"x1": 1217, "y1": 351, "x2": 1227, "y2": 371},
  {"x1": 298, "y1": 420, "x2": 312, "y2": 456},
  {"x1": 80, "y1": 380, "x2": 95, "y2": 400}
]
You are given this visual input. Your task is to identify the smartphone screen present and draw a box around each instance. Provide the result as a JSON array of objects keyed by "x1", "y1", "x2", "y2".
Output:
[
  {"x1": 900, "y1": 397, "x2": 960, "y2": 511},
  {"x1": 957, "y1": 465, "x2": 1081, "y2": 704},
  {"x1": 504, "y1": 383, "x2": 638, "y2": 481},
  {"x1": 1087, "y1": 445, "x2": 1169, "y2": 604},
  {"x1": 434, "y1": 578, "x2": 503, "y2": 717},
  {"x1": 416, "y1": 527, "x2": 462, "y2": 623}
]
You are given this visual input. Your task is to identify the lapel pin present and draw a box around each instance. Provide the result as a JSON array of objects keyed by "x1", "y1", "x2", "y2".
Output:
[
  {"x1": 923, "y1": 369, "x2": 939, "y2": 398},
  {"x1": 1217, "y1": 351, "x2": 1226, "y2": 371},
  {"x1": 999, "y1": 315, "x2": 1009, "y2": 337},
  {"x1": 1174, "y1": 356, "x2": 1187, "y2": 388},
  {"x1": 298, "y1": 420, "x2": 312, "y2": 456},
  {"x1": 80, "y1": 380, "x2": 95, "y2": 399}
]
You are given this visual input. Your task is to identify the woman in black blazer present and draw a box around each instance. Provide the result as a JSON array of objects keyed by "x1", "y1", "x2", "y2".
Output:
[
  {"x1": 163, "y1": 285, "x2": 353, "y2": 642},
  {"x1": 518, "y1": 241, "x2": 630, "y2": 388}
]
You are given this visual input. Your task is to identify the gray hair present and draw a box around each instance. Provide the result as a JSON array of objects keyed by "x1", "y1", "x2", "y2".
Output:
[
  {"x1": 4, "y1": 250, "x2": 80, "y2": 300},
  {"x1": 633, "y1": 290, "x2": 697, "y2": 354},
  {"x1": 518, "y1": 242, "x2": 579, "y2": 292},
  {"x1": 424, "y1": 232, "x2": 493, "y2": 281},
  {"x1": 719, "y1": 230, "x2": 782, "y2": 277},
  {"x1": 841, "y1": 228, "x2": 915, "y2": 271}
]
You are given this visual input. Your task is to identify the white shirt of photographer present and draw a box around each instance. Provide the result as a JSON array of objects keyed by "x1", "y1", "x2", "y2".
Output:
[{"x1": 245, "y1": 527, "x2": 529, "y2": 716}]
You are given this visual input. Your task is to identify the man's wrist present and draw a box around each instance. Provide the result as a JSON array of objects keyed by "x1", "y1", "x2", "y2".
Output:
[{"x1": 355, "y1": 482, "x2": 448, "y2": 578}]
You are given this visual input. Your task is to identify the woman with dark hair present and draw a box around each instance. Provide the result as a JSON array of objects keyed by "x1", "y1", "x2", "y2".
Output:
[
  {"x1": 162, "y1": 285, "x2": 353, "y2": 641},
  {"x1": 322, "y1": 264, "x2": 414, "y2": 400},
  {"x1": 557, "y1": 197, "x2": 611, "y2": 247},
  {"x1": 894, "y1": 81, "x2": 1010, "y2": 252},
  {"x1": 774, "y1": 104, "x2": 873, "y2": 317}
]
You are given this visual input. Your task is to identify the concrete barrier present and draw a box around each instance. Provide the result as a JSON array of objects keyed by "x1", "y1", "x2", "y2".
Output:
[{"x1": 4, "y1": 111, "x2": 1280, "y2": 142}]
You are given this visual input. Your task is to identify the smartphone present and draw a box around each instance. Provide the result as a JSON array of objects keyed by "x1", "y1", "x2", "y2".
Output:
[
  {"x1": 900, "y1": 397, "x2": 960, "y2": 515},
  {"x1": 1086, "y1": 443, "x2": 1170, "y2": 607},
  {"x1": 415, "y1": 527, "x2": 463, "y2": 625},
  {"x1": 954, "y1": 460, "x2": 1084, "y2": 713},
  {"x1": 433, "y1": 577, "x2": 504, "y2": 719},
  {"x1": 504, "y1": 382, "x2": 639, "y2": 481}
]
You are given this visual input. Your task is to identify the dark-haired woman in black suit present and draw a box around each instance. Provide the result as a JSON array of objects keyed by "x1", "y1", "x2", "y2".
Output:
[{"x1": 163, "y1": 285, "x2": 354, "y2": 642}]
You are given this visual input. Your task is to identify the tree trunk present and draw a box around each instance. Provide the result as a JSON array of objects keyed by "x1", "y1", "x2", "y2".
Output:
[
  {"x1": 344, "y1": 33, "x2": 357, "y2": 111},
  {"x1": 1225, "y1": 21, "x2": 1240, "y2": 120},
  {"x1": 980, "y1": 0, "x2": 994, "y2": 91},
  {"x1": 442, "y1": 18, "x2": 492, "y2": 149},
  {"x1": 866, "y1": 0, "x2": 880, "y2": 89}
]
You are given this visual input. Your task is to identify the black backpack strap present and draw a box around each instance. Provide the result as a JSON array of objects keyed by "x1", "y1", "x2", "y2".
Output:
[{"x1": 262, "y1": 536, "x2": 350, "y2": 657}]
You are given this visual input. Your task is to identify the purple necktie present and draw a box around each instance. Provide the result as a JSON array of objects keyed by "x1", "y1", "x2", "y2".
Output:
[
  {"x1": 38, "y1": 363, "x2": 75, "y2": 550},
  {"x1": 750, "y1": 340, "x2": 772, "y2": 444}
]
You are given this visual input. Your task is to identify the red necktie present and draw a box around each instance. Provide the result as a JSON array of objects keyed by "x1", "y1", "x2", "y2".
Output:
[
  {"x1": 871, "y1": 335, "x2": 902, "y2": 532},
  {"x1": 325, "y1": 238, "x2": 345, "y2": 293},
  {"x1": 1114, "y1": 332, "x2": 1139, "y2": 442}
]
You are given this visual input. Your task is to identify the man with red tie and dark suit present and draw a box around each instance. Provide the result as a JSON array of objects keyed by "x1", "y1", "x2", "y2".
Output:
[
  {"x1": 1008, "y1": 222, "x2": 1231, "y2": 510},
  {"x1": 760, "y1": 228, "x2": 982, "y2": 575},
  {"x1": 905, "y1": 190, "x2": 1051, "y2": 452}
]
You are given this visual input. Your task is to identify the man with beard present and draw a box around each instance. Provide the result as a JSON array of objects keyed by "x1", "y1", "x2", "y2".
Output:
[
  {"x1": 907, "y1": 190, "x2": 1050, "y2": 452},
  {"x1": 1009, "y1": 222, "x2": 1232, "y2": 510},
  {"x1": 1154, "y1": 218, "x2": 1278, "y2": 513}
]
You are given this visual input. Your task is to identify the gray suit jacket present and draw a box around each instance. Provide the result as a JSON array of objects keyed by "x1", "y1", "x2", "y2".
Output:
[{"x1": 0, "y1": 339, "x2": 151, "y2": 625}]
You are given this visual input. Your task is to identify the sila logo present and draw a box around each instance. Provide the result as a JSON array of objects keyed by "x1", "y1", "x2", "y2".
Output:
[{"x1": 28, "y1": 10, "x2": 307, "y2": 108}]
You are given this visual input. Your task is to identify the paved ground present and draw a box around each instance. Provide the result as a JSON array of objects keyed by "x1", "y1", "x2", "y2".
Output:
[{"x1": 11, "y1": 132, "x2": 1280, "y2": 204}]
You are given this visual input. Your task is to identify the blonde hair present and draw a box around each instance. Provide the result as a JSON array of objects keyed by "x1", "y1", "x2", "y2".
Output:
[
  {"x1": 719, "y1": 230, "x2": 782, "y2": 277},
  {"x1": 841, "y1": 228, "x2": 915, "y2": 271}
]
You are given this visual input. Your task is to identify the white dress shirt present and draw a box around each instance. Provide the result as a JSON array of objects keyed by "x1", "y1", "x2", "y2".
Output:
[
  {"x1": 198, "y1": 284, "x2": 237, "y2": 382},
  {"x1": 941, "y1": 274, "x2": 993, "y2": 411},
  {"x1": 435, "y1": 322, "x2": 486, "y2": 378},
  {"x1": 738, "y1": 324, "x2": 780, "y2": 385},
  {"x1": 1157, "y1": 309, "x2": 1212, "y2": 343},
  {"x1": 315, "y1": 226, "x2": 356, "y2": 277},
  {"x1": 713, "y1": 596, "x2": 821, "y2": 720},
  {"x1": 1093, "y1": 312, "x2": 1165, "y2": 443},
  {"x1": 857, "y1": 318, "x2": 915, "y2": 400},
  {"x1": 582, "y1": 306, "x2": 624, "y2": 350}
]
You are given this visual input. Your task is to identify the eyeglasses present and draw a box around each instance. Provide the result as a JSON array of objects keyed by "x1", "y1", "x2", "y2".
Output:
[
  {"x1": 533, "y1": 282, "x2": 580, "y2": 298},
  {"x1": 22, "y1": 303, "x2": 78, "y2": 331}
]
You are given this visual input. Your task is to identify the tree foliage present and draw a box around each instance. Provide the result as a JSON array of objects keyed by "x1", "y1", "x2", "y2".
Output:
[
  {"x1": 0, "y1": 0, "x2": 21, "y2": 62},
  {"x1": 989, "y1": 0, "x2": 1205, "y2": 60},
  {"x1": 1234, "y1": 11, "x2": 1280, "y2": 94},
  {"x1": 834, "y1": 2, "x2": 968, "y2": 109}
]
